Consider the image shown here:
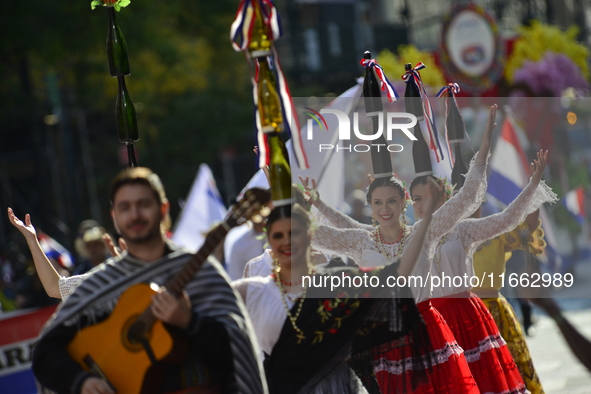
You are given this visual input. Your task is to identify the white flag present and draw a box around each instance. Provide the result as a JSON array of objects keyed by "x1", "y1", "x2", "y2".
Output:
[{"x1": 172, "y1": 164, "x2": 227, "y2": 252}]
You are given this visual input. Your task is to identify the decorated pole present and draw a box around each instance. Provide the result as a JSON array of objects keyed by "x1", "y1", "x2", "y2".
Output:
[
  {"x1": 437, "y1": 83, "x2": 468, "y2": 192},
  {"x1": 359, "y1": 51, "x2": 399, "y2": 178},
  {"x1": 231, "y1": 0, "x2": 308, "y2": 206},
  {"x1": 93, "y1": 0, "x2": 138, "y2": 167}
]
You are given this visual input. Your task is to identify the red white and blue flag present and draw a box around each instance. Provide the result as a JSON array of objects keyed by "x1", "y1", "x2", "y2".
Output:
[
  {"x1": 38, "y1": 233, "x2": 74, "y2": 270},
  {"x1": 487, "y1": 109, "x2": 562, "y2": 271},
  {"x1": 564, "y1": 187, "x2": 586, "y2": 224}
]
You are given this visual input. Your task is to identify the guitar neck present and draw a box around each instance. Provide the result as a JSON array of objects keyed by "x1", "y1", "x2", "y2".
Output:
[
  {"x1": 136, "y1": 223, "x2": 230, "y2": 329},
  {"x1": 165, "y1": 224, "x2": 229, "y2": 297}
]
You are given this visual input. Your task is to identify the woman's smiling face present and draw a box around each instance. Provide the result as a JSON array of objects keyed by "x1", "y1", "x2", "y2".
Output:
[{"x1": 369, "y1": 186, "x2": 404, "y2": 228}]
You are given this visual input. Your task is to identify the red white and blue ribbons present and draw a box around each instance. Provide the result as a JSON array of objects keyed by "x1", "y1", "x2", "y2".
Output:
[
  {"x1": 436, "y1": 82, "x2": 461, "y2": 165},
  {"x1": 230, "y1": 0, "x2": 283, "y2": 52},
  {"x1": 231, "y1": 0, "x2": 308, "y2": 169},
  {"x1": 402, "y1": 62, "x2": 446, "y2": 163},
  {"x1": 250, "y1": 52, "x2": 308, "y2": 170},
  {"x1": 359, "y1": 58, "x2": 399, "y2": 102}
]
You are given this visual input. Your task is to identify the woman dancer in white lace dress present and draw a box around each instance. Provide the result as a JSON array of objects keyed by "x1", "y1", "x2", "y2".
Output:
[
  {"x1": 408, "y1": 149, "x2": 556, "y2": 394},
  {"x1": 298, "y1": 105, "x2": 500, "y2": 393}
]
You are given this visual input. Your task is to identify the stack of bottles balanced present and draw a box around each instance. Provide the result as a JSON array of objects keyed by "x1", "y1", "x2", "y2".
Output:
[
  {"x1": 362, "y1": 51, "x2": 393, "y2": 178},
  {"x1": 250, "y1": 2, "x2": 292, "y2": 206},
  {"x1": 107, "y1": 6, "x2": 139, "y2": 153},
  {"x1": 404, "y1": 63, "x2": 432, "y2": 176}
]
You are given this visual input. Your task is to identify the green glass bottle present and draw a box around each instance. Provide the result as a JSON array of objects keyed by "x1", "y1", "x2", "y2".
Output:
[
  {"x1": 107, "y1": 7, "x2": 131, "y2": 77},
  {"x1": 248, "y1": 2, "x2": 272, "y2": 58},
  {"x1": 256, "y1": 56, "x2": 291, "y2": 205},
  {"x1": 267, "y1": 133, "x2": 292, "y2": 205},
  {"x1": 257, "y1": 57, "x2": 283, "y2": 133},
  {"x1": 116, "y1": 76, "x2": 139, "y2": 142}
]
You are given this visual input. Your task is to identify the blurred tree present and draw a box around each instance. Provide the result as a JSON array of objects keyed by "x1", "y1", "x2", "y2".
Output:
[{"x1": 0, "y1": 0, "x2": 257, "y2": 247}]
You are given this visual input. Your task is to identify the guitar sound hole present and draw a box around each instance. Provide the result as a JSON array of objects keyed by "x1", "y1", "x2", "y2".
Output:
[{"x1": 122, "y1": 315, "x2": 149, "y2": 351}]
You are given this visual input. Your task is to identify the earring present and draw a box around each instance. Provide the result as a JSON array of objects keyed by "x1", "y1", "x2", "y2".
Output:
[{"x1": 372, "y1": 214, "x2": 377, "y2": 227}]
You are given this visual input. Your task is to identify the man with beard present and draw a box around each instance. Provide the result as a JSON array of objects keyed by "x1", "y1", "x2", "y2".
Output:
[{"x1": 32, "y1": 167, "x2": 266, "y2": 394}]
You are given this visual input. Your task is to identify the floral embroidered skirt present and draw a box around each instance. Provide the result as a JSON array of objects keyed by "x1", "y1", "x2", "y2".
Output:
[
  {"x1": 432, "y1": 292, "x2": 528, "y2": 394},
  {"x1": 373, "y1": 301, "x2": 479, "y2": 393},
  {"x1": 481, "y1": 296, "x2": 544, "y2": 394}
]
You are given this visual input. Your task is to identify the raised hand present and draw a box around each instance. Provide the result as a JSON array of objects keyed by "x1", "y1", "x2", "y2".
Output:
[
  {"x1": 254, "y1": 146, "x2": 271, "y2": 184},
  {"x1": 476, "y1": 104, "x2": 498, "y2": 161},
  {"x1": 7, "y1": 208, "x2": 37, "y2": 242},
  {"x1": 423, "y1": 178, "x2": 444, "y2": 217},
  {"x1": 298, "y1": 176, "x2": 320, "y2": 206},
  {"x1": 530, "y1": 150, "x2": 548, "y2": 185},
  {"x1": 102, "y1": 233, "x2": 127, "y2": 258}
]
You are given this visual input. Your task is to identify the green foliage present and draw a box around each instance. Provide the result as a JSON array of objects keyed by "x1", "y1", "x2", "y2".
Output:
[
  {"x1": 90, "y1": 0, "x2": 131, "y2": 11},
  {"x1": 1, "y1": 0, "x2": 257, "y2": 227},
  {"x1": 377, "y1": 46, "x2": 446, "y2": 88}
]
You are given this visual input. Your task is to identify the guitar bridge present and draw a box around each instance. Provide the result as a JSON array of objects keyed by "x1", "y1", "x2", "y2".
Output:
[{"x1": 84, "y1": 355, "x2": 117, "y2": 392}]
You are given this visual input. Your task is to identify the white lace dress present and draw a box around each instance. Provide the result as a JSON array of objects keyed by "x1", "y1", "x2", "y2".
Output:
[
  {"x1": 58, "y1": 274, "x2": 90, "y2": 300},
  {"x1": 432, "y1": 180, "x2": 558, "y2": 298},
  {"x1": 312, "y1": 155, "x2": 488, "y2": 303},
  {"x1": 243, "y1": 249, "x2": 274, "y2": 278}
]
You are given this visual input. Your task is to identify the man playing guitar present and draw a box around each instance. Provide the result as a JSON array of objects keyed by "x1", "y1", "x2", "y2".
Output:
[{"x1": 32, "y1": 167, "x2": 267, "y2": 394}]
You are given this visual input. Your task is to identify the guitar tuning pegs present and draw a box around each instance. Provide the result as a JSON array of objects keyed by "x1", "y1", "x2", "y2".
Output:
[
  {"x1": 251, "y1": 214, "x2": 263, "y2": 223},
  {"x1": 259, "y1": 206, "x2": 271, "y2": 217}
]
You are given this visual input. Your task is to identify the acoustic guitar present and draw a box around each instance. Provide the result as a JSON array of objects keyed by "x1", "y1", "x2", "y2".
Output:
[{"x1": 67, "y1": 189, "x2": 270, "y2": 393}]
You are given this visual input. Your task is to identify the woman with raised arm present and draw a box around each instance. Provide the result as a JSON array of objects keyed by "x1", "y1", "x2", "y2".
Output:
[
  {"x1": 297, "y1": 105, "x2": 498, "y2": 393},
  {"x1": 7, "y1": 208, "x2": 91, "y2": 300},
  {"x1": 232, "y1": 189, "x2": 437, "y2": 394},
  {"x1": 409, "y1": 150, "x2": 556, "y2": 394}
]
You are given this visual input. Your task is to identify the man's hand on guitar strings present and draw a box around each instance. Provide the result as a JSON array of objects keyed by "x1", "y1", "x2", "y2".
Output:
[
  {"x1": 151, "y1": 288, "x2": 192, "y2": 330},
  {"x1": 81, "y1": 376, "x2": 114, "y2": 394}
]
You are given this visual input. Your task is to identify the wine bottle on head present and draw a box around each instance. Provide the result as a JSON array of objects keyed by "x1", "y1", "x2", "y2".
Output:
[
  {"x1": 451, "y1": 144, "x2": 468, "y2": 192},
  {"x1": 362, "y1": 51, "x2": 392, "y2": 178},
  {"x1": 248, "y1": 1, "x2": 272, "y2": 58},
  {"x1": 257, "y1": 57, "x2": 282, "y2": 133},
  {"x1": 107, "y1": 7, "x2": 131, "y2": 77},
  {"x1": 116, "y1": 76, "x2": 139, "y2": 143},
  {"x1": 404, "y1": 63, "x2": 432, "y2": 176},
  {"x1": 256, "y1": 56, "x2": 292, "y2": 206}
]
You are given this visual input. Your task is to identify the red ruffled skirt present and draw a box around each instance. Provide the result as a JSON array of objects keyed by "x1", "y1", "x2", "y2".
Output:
[
  {"x1": 431, "y1": 292, "x2": 528, "y2": 394},
  {"x1": 373, "y1": 302, "x2": 479, "y2": 393}
]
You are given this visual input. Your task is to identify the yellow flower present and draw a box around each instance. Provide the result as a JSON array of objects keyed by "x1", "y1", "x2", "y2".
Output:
[
  {"x1": 377, "y1": 45, "x2": 446, "y2": 88},
  {"x1": 506, "y1": 21, "x2": 589, "y2": 82}
]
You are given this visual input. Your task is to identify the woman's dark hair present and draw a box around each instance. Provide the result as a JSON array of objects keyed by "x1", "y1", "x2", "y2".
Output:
[
  {"x1": 366, "y1": 176, "x2": 406, "y2": 204},
  {"x1": 265, "y1": 203, "x2": 310, "y2": 233},
  {"x1": 409, "y1": 175, "x2": 451, "y2": 200}
]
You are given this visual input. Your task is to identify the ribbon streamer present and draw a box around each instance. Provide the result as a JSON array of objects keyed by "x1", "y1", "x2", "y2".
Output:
[
  {"x1": 402, "y1": 62, "x2": 445, "y2": 163},
  {"x1": 436, "y1": 83, "x2": 462, "y2": 166},
  {"x1": 359, "y1": 58, "x2": 399, "y2": 102},
  {"x1": 250, "y1": 53, "x2": 308, "y2": 170},
  {"x1": 230, "y1": 0, "x2": 283, "y2": 52},
  {"x1": 231, "y1": 0, "x2": 308, "y2": 169}
]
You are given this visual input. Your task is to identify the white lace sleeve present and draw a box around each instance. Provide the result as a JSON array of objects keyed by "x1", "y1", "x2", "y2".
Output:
[
  {"x1": 58, "y1": 274, "x2": 90, "y2": 300},
  {"x1": 312, "y1": 225, "x2": 367, "y2": 262},
  {"x1": 422, "y1": 153, "x2": 489, "y2": 259},
  {"x1": 316, "y1": 200, "x2": 374, "y2": 231},
  {"x1": 458, "y1": 180, "x2": 558, "y2": 256}
]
